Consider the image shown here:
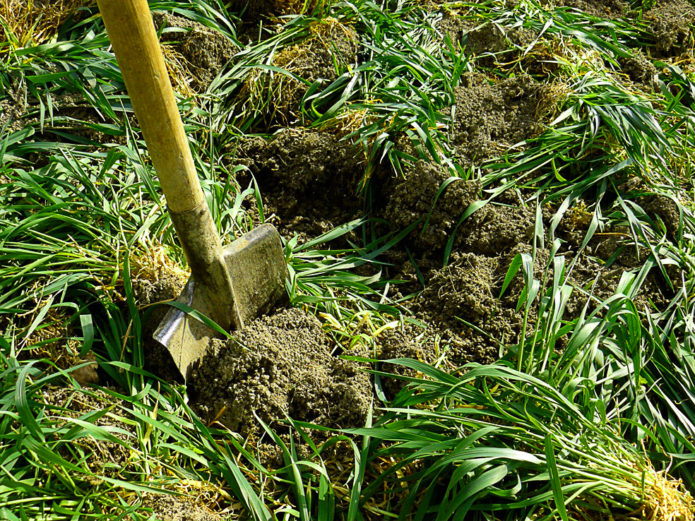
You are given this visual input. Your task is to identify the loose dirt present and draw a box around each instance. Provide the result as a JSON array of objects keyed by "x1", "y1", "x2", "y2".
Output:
[
  {"x1": 230, "y1": 128, "x2": 365, "y2": 240},
  {"x1": 153, "y1": 12, "x2": 237, "y2": 92},
  {"x1": 447, "y1": 72, "x2": 555, "y2": 167},
  {"x1": 544, "y1": 0, "x2": 629, "y2": 18},
  {"x1": 645, "y1": 0, "x2": 695, "y2": 57},
  {"x1": 617, "y1": 51, "x2": 660, "y2": 92},
  {"x1": 188, "y1": 307, "x2": 371, "y2": 436}
]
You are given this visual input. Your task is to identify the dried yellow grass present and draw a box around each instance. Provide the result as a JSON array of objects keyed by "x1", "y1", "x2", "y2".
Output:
[{"x1": 0, "y1": 0, "x2": 93, "y2": 51}]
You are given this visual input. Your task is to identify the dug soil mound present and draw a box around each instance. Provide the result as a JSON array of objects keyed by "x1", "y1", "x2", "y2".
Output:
[
  {"x1": 153, "y1": 11, "x2": 237, "y2": 92},
  {"x1": 645, "y1": 0, "x2": 695, "y2": 57},
  {"x1": 231, "y1": 128, "x2": 365, "y2": 240},
  {"x1": 544, "y1": 0, "x2": 629, "y2": 18},
  {"x1": 447, "y1": 73, "x2": 555, "y2": 167},
  {"x1": 187, "y1": 307, "x2": 371, "y2": 436}
]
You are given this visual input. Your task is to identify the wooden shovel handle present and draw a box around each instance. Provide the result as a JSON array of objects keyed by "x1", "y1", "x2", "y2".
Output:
[
  {"x1": 98, "y1": 0, "x2": 239, "y2": 331},
  {"x1": 97, "y1": 0, "x2": 204, "y2": 215}
]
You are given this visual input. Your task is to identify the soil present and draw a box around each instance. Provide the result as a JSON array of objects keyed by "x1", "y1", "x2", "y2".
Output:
[
  {"x1": 138, "y1": 493, "x2": 230, "y2": 521},
  {"x1": 229, "y1": 128, "x2": 366, "y2": 240},
  {"x1": 446, "y1": 72, "x2": 554, "y2": 167},
  {"x1": 644, "y1": 0, "x2": 695, "y2": 57},
  {"x1": 187, "y1": 307, "x2": 372, "y2": 436},
  {"x1": 544, "y1": 0, "x2": 629, "y2": 18},
  {"x1": 464, "y1": 23, "x2": 538, "y2": 62},
  {"x1": 153, "y1": 12, "x2": 238, "y2": 92},
  {"x1": 617, "y1": 51, "x2": 660, "y2": 92}
]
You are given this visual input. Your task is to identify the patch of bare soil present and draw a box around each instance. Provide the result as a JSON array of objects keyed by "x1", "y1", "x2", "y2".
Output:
[
  {"x1": 383, "y1": 161, "x2": 481, "y2": 256},
  {"x1": 153, "y1": 12, "x2": 237, "y2": 92},
  {"x1": 188, "y1": 307, "x2": 372, "y2": 436},
  {"x1": 230, "y1": 128, "x2": 365, "y2": 240},
  {"x1": 644, "y1": 0, "x2": 695, "y2": 57},
  {"x1": 447, "y1": 72, "x2": 553, "y2": 167},
  {"x1": 543, "y1": 0, "x2": 629, "y2": 18},
  {"x1": 139, "y1": 493, "x2": 230, "y2": 521},
  {"x1": 383, "y1": 161, "x2": 535, "y2": 257},
  {"x1": 465, "y1": 23, "x2": 537, "y2": 60}
]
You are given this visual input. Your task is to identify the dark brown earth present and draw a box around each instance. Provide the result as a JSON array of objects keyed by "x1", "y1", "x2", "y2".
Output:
[
  {"x1": 187, "y1": 307, "x2": 372, "y2": 436},
  {"x1": 544, "y1": 0, "x2": 629, "y2": 18},
  {"x1": 230, "y1": 128, "x2": 366, "y2": 240},
  {"x1": 446, "y1": 73, "x2": 556, "y2": 167}
]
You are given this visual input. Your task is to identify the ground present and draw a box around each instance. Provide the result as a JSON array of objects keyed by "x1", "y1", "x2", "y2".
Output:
[{"x1": 3, "y1": 0, "x2": 695, "y2": 518}]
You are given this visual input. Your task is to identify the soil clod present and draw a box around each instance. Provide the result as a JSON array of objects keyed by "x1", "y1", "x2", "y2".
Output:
[{"x1": 188, "y1": 308, "x2": 371, "y2": 436}]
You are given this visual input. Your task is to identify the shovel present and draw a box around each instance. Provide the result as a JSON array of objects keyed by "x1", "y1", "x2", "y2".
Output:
[{"x1": 97, "y1": 0, "x2": 287, "y2": 379}]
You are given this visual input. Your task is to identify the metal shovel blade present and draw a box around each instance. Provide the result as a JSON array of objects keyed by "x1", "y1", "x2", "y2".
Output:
[{"x1": 153, "y1": 224, "x2": 287, "y2": 379}]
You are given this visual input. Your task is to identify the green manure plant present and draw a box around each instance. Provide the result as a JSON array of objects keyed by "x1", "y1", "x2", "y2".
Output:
[{"x1": 356, "y1": 251, "x2": 695, "y2": 520}]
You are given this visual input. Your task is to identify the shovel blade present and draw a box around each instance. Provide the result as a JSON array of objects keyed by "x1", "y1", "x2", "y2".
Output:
[{"x1": 153, "y1": 224, "x2": 287, "y2": 379}]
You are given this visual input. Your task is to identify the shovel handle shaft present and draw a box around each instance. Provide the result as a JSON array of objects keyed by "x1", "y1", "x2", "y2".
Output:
[{"x1": 97, "y1": 0, "x2": 204, "y2": 215}]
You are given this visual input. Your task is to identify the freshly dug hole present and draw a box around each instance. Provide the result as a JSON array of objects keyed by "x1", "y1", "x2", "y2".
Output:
[{"x1": 188, "y1": 308, "x2": 371, "y2": 436}]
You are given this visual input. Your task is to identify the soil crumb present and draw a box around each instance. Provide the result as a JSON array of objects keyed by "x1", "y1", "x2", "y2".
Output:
[
  {"x1": 447, "y1": 72, "x2": 553, "y2": 167},
  {"x1": 645, "y1": 0, "x2": 695, "y2": 56},
  {"x1": 188, "y1": 308, "x2": 371, "y2": 436},
  {"x1": 231, "y1": 128, "x2": 365, "y2": 241},
  {"x1": 153, "y1": 11, "x2": 237, "y2": 92}
]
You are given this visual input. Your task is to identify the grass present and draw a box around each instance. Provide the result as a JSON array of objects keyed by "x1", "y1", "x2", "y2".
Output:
[{"x1": 2, "y1": 0, "x2": 695, "y2": 519}]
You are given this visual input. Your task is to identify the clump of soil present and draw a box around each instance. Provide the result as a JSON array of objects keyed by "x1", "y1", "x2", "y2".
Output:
[
  {"x1": 188, "y1": 307, "x2": 371, "y2": 436},
  {"x1": 464, "y1": 23, "x2": 537, "y2": 59},
  {"x1": 237, "y1": 19, "x2": 359, "y2": 128},
  {"x1": 139, "y1": 493, "x2": 228, "y2": 521},
  {"x1": 617, "y1": 51, "x2": 659, "y2": 91},
  {"x1": 377, "y1": 324, "x2": 434, "y2": 399},
  {"x1": 638, "y1": 193, "x2": 682, "y2": 242},
  {"x1": 447, "y1": 72, "x2": 554, "y2": 167},
  {"x1": 383, "y1": 161, "x2": 535, "y2": 258},
  {"x1": 230, "y1": 128, "x2": 365, "y2": 240},
  {"x1": 383, "y1": 161, "x2": 481, "y2": 255},
  {"x1": 645, "y1": 0, "x2": 695, "y2": 57},
  {"x1": 461, "y1": 203, "x2": 535, "y2": 256},
  {"x1": 543, "y1": 0, "x2": 628, "y2": 18},
  {"x1": 153, "y1": 12, "x2": 237, "y2": 92},
  {"x1": 409, "y1": 251, "x2": 523, "y2": 365}
]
